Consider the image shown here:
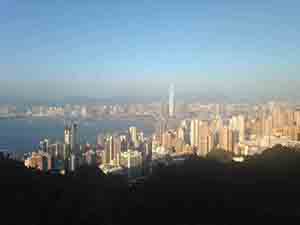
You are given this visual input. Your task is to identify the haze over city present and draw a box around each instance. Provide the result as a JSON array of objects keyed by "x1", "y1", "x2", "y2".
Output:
[
  {"x1": 1, "y1": 0, "x2": 300, "y2": 102},
  {"x1": 2, "y1": 1, "x2": 300, "y2": 224}
]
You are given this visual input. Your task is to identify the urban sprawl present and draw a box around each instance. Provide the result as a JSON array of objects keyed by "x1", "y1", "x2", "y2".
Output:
[{"x1": 2, "y1": 85, "x2": 300, "y2": 179}]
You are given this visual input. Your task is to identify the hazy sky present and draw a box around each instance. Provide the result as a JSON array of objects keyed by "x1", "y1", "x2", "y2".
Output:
[{"x1": 1, "y1": 1, "x2": 300, "y2": 101}]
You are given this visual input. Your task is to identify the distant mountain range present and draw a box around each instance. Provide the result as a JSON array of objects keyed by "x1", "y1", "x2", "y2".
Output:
[
  {"x1": 0, "y1": 95, "x2": 162, "y2": 106},
  {"x1": 0, "y1": 94, "x2": 298, "y2": 106}
]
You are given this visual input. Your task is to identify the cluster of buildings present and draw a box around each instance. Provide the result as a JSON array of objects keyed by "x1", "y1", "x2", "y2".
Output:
[
  {"x1": 98, "y1": 126, "x2": 152, "y2": 177},
  {"x1": 240, "y1": 102, "x2": 300, "y2": 154},
  {"x1": 0, "y1": 105, "x2": 19, "y2": 118},
  {"x1": 152, "y1": 116, "x2": 244, "y2": 156},
  {"x1": 24, "y1": 122, "x2": 152, "y2": 178},
  {"x1": 20, "y1": 104, "x2": 162, "y2": 119},
  {"x1": 24, "y1": 123, "x2": 80, "y2": 174},
  {"x1": 153, "y1": 100, "x2": 300, "y2": 158},
  {"x1": 22, "y1": 85, "x2": 300, "y2": 178}
]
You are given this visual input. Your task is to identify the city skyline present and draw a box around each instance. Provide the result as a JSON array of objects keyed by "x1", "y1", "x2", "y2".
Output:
[
  {"x1": 2, "y1": 2, "x2": 300, "y2": 223},
  {"x1": 21, "y1": 99, "x2": 300, "y2": 174},
  {"x1": 1, "y1": 1, "x2": 300, "y2": 101}
]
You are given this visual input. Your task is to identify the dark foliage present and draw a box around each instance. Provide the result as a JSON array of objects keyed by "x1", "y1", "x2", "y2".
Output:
[
  {"x1": 206, "y1": 148, "x2": 234, "y2": 163},
  {"x1": 1, "y1": 146, "x2": 300, "y2": 225}
]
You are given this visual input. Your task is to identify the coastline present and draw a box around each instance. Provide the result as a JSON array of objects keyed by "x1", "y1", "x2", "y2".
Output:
[{"x1": 0, "y1": 116, "x2": 156, "y2": 154}]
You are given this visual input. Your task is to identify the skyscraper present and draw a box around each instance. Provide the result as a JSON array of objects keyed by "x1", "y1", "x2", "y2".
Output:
[
  {"x1": 39, "y1": 139, "x2": 49, "y2": 153},
  {"x1": 129, "y1": 126, "x2": 139, "y2": 147},
  {"x1": 294, "y1": 110, "x2": 300, "y2": 127},
  {"x1": 141, "y1": 139, "x2": 152, "y2": 175},
  {"x1": 229, "y1": 115, "x2": 245, "y2": 142},
  {"x1": 103, "y1": 136, "x2": 111, "y2": 165},
  {"x1": 190, "y1": 119, "x2": 200, "y2": 148},
  {"x1": 71, "y1": 122, "x2": 80, "y2": 155},
  {"x1": 108, "y1": 135, "x2": 114, "y2": 164},
  {"x1": 169, "y1": 84, "x2": 175, "y2": 118},
  {"x1": 113, "y1": 136, "x2": 121, "y2": 166},
  {"x1": 102, "y1": 135, "x2": 121, "y2": 166},
  {"x1": 64, "y1": 126, "x2": 71, "y2": 145},
  {"x1": 219, "y1": 126, "x2": 238, "y2": 153},
  {"x1": 157, "y1": 119, "x2": 167, "y2": 145},
  {"x1": 198, "y1": 121, "x2": 213, "y2": 156},
  {"x1": 272, "y1": 105, "x2": 284, "y2": 129},
  {"x1": 263, "y1": 115, "x2": 273, "y2": 137},
  {"x1": 69, "y1": 154, "x2": 76, "y2": 171},
  {"x1": 162, "y1": 130, "x2": 175, "y2": 151}
]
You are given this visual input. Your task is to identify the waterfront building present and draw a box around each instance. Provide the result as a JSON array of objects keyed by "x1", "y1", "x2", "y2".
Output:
[
  {"x1": 113, "y1": 137, "x2": 122, "y2": 166},
  {"x1": 97, "y1": 134, "x2": 105, "y2": 148},
  {"x1": 64, "y1": 126, "x2": 71, "y2": 145},
  {"x1": 129, "y1": 126, "x2": 138, "y2": 147},
  {"x1": 25, "y1": 151, "x2": 52, "y2": 171},
  {"x1": 69, "y1": 154, "x2": 76, "y2": 171},
  {"x1": 120, "y1": 149, "x2": 143, "y2": 178},
  {"x1": 39, "y1": 139, "x2": 49, "y2": 153}
]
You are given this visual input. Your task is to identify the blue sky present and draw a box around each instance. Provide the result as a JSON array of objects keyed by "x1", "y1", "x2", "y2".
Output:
[{"x1": 1, "y1": 0, "x2": 300, "y2": 101}]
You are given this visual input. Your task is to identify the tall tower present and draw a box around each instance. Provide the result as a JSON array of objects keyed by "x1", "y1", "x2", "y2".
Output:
[
  {"x1": 103, "y1": 137, "x2": 111, "y2": 165},
  {"x1": 64, "y1": 126, "x2": 71, "y2": 145},
  {"x1": 40, "y1": 139, "x2": 49, "y2": 152},
  {"x1": 129, "y1": 126, "x2": 138, "y2": 147},
  {"x1": 113, "y1": 136, "x2": 121, "y2": 166},
  {"x1": 108, "y1": 136, "x2": 114, "y2": 164},
  {"x1": 237, "y1": 115, "x2": 245, "y2": 142},
  {"x1": 190, "y1": 119, "x2": 200, "y2": 148},
  {"x1": 219, "y1": 126, "x2": 238, "y2": 153},
  {"x1": 229, "y1": 115, "x2": 245, "y2": 142},
  {"x1": 169, "y1": 84, "x2": 175, "y2": 118},
  {"x1": 71, "y1": 122, "x2": 80, "y2": 155},
  {"x1": 199, "y1": 121, "x2": 211, "y2": 156}
]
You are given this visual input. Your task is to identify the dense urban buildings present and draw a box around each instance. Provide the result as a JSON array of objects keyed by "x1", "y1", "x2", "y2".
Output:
[{"x1": 17, "y1": 85, "x2": 300, "y2": 178}]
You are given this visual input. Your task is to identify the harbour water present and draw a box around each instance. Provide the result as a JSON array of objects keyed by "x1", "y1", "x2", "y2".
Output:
[{"x1": 0, "y1": 118, "x2": 155, "y2": 153}]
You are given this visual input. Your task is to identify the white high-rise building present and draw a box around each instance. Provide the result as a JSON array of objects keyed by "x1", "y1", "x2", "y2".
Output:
[
  {"x1": 108, "y1": 136, "x2": 114, "y2": 164},
  {"x1": 229, "y1": 115, "x2": 245, "y2": 142},
  {"x1": 190, "y1": 119, "x2": 201, "y2": 147},
  {"x1": 238, "y1": 115, "x2": 245, "y2": 142},
  {"x1": 129, "y1": 126, "x2": 139, "y2": 147},
  {"x1": 69, "y1": 154, "x2": 76, "y2": 171},
  {"x1": 198, "y1": 121, "x2": 213, "y2": 156},
  {"x1": 64, "y1": 126, "x2": 71, "y2": 145},
  {"x1": 169, "y1": 84, "x2": 175, "y2": 118}
]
